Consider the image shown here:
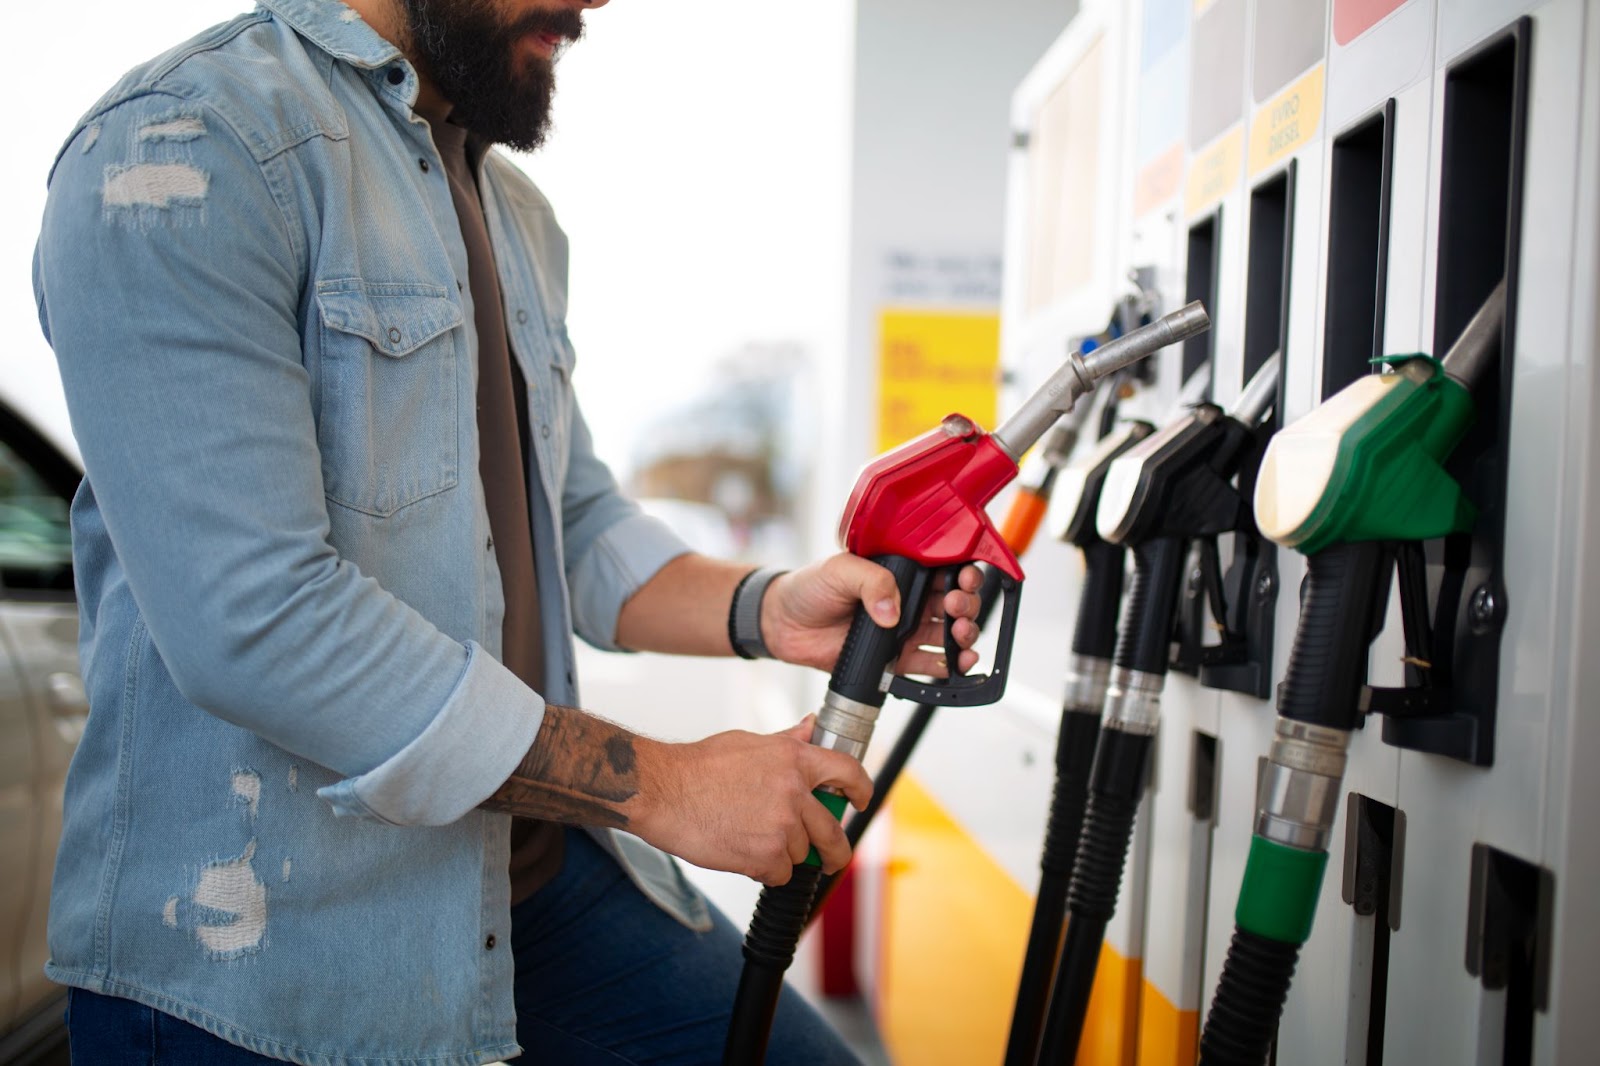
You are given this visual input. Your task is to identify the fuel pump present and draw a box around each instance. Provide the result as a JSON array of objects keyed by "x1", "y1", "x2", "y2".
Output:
[
  {"x1": 720, "y1": 303, "x2": 1212, "y2": 1065},
  {"x1": 1003, "y1": 413, "x2": 1156, "y2": 1066},
  {"x1": 1197, "y1": 282, "x2": 1505, "y2": 1066},
  {"x1": 1033, "y1": 352, "x2": 1282, "y2": 1066}
]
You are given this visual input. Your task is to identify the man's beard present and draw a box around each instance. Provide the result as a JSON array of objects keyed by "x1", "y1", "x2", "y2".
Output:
[{"x1": 397, "y1": 0, "x2": 583, "y2": 150}]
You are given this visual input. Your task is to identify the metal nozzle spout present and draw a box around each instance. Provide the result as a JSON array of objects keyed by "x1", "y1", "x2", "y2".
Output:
[
  {"x1": 992, "y1": 301, "x2": 1211, "y2": 462},
  {"x1": 1441, "y1": 280, "x2": 1507, "y2": 393},
  {"x1": 1082, "y1": 301, "x2": 1211, "y2": 381},
  {"x1": 1039, "y1": 386, "x2": 1102, "y2": 467},
  {"x1": 1232, "y1": 351, "x2": 1282, "y2": 428}
]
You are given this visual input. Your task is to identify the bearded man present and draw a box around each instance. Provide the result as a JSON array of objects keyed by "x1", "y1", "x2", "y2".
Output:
[{"x1": 32, "y1": 1, "x2": 982, "y2": 1062}]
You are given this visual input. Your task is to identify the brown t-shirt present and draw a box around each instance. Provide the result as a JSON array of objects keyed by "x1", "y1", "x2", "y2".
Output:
[{"x1": 425, "y1": 106, "x2": 563, "y2": 904}]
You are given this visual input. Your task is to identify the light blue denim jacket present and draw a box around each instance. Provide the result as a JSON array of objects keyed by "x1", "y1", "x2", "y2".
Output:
[{"x1": 32, "y1": 2, "x2": 710, "y2": 1062}]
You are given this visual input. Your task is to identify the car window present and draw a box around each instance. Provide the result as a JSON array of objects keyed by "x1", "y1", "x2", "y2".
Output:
[{"x1": 0, "y1": 436, "x2": 73, "y2": 592}]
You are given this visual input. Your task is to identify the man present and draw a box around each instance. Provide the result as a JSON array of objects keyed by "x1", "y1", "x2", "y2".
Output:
[{"x1": 32, "y1": 0, "x2": 982, "y2": 1062}]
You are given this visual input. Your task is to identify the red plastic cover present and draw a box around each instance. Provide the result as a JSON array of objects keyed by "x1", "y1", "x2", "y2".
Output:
[{"x1": 838, "y1": 415, "x2": 1024, "y2": 579}]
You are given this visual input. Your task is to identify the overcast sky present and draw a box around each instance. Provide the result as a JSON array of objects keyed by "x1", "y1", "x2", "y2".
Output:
[{"x1": 3, "y1": 0, "x2": 854, "y2": 474}]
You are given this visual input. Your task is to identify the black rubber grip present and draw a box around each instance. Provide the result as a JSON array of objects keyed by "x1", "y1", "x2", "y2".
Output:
[
  {"x1": 827, "y1": 554, "x2": 926, "y2": 706},
  {"x1": 1071, "y1": 542, "x2": 1127, "y2": 659},
  {"x1": 1276, "y1": 541, "x2": 1390, "y2": 730},
  {"x1": 1114, "y1": 537, "x2": 1187, "y2": 675},
  {"x1": 1198, "y1": 926, "x2": 1303, "y2": 1066},
  {"x1": 724, "y1": 865, "x2": 824, "y2": 1065}
]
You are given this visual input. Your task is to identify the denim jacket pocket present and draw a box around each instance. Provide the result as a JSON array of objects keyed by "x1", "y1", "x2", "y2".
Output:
[{"x1": 315, "y1": 281, "x2": 463, "y2": 517}]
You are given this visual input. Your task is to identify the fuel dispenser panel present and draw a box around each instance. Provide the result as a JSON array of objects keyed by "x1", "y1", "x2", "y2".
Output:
[{"x1": 876, "y1": 1, "x2": 1600, "y2": 1065}]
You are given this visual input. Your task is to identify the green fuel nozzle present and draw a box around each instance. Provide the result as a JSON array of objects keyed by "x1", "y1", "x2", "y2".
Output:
[
  {"x1": 1254, "y1": 281, "x2": 1505, "y2": 554},
  {"x1": 1199, "y1": 282, "x2": 1508, "y2": 1066}
]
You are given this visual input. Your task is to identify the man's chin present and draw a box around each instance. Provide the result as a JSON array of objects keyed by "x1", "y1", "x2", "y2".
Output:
[
  {"x1": 438, "y1": 74, "x2": 553, "y2": 149},
  {"x1": 464, "y1": 108, "x2": 552, "y2": 152}
]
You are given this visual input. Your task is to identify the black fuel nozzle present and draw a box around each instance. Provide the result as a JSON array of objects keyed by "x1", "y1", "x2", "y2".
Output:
[
  {"x1": 1001, "y1": 416, "x2": 1155, "y2": 1066},
  {"x1": 1032, "y1": 355, "x2": 1283, "y2": 1066},
  {"x1": 1055, "y1": 420, "x2": 1157, "y2": 660},
  {"x1": 1093, "y1": 354, "x2": 1282, "y2": 677}
]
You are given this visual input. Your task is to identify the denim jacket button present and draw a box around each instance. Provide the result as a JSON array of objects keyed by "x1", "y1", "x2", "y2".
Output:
[
  {"x1": 386, "y1": 326, "x2": 402, "y2": 344},
  {"x1": 418, "y1": 158, "x2": 430, "y2": 173},
  {"x1": 484, "y1": 934, "x2": 496, "y2": 950},
  {"x1": 515, "y1": 309, "x2": 528, "y2": 324},
  {"x1": 540, "y1": 424, "x2": 551, "y2": 439},
  {"x1": 386, "y1": 67, "x2": 405, "y2": 85}
]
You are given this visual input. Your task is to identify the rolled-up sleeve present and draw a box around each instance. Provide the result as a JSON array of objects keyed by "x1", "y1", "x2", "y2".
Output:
[{"x1": 318, "y1": 642, "x2": 542, "y2": 825}]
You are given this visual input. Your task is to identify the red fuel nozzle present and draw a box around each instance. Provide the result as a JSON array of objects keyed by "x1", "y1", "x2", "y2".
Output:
[{"x1": 838, "y1": 414, "x2": 1025, "y2": 580}]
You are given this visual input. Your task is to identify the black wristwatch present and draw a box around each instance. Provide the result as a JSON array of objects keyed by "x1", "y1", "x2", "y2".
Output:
[{"x1": 728, "y1": 567, "x2": 785, "y2": 660}]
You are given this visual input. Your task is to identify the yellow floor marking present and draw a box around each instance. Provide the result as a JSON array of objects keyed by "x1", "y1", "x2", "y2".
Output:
[{"x1": 881, "y1": 776, "x2": 1032, "y2": 1063}]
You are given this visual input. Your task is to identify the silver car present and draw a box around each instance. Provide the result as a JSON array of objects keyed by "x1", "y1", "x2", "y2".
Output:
[{"x1": 0, "y1": 396, "x2": 80, "y2": 1065}]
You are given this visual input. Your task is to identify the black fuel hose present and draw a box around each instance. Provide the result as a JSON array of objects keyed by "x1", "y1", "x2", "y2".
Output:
[
  {"x1": 1200, "y1": 929, "x2": 1304, "y2": 1065},
  {"x1": 1034, "y1": 535, "x2": 1186, "y2": 1064},
  {"x1": 724, "y1": 863, "x2": 825, "y2": 1064},
  {"x1": 724, "y1": 556, "x2": 927, "y2": 1065},
  {"x1": 1198, "y1": 541, "x2": 1391, "y2": 1066},
  {"x1": 1036, "y1": 727, "x2": 1155, "y2": 1063},
  {"x1": 1003, "y1": 540, "x2": 1127, "y2": 1065}
]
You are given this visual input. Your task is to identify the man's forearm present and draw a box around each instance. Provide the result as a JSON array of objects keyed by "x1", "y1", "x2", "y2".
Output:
[
  {"x1": 613, "y1": 553, "x2": 750, "y2": 656},
  {"x1": 481, "y1": 704, "x2": 647, "y2": 827}
]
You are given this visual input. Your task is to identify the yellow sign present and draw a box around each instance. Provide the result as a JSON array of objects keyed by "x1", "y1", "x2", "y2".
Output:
[
  {"x1": 1249, "y1": 64, "x2": 1325, "y2": 176},
  {"x1": 1184, "y1": 126, "x2": 1243, "y2": 218},
  {"x1": 876, "y1": 309, "x2": 1000, "y2": 454}
]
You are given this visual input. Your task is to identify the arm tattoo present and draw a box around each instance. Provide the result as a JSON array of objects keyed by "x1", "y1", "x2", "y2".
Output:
[{"x1": 480, "y1": 704, "x2": 640, "y2": 828}]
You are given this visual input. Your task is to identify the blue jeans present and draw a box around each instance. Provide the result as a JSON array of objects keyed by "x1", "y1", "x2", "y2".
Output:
[{"x1": 67, "y1": 829, "x2": 857, "y2": 1064}]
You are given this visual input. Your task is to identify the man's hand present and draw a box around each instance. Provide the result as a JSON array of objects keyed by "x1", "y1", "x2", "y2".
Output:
[
  {"x1": 482, "y1": 708, "x2": 873, "y2": 885},
  {"x1": 630, "y1": 715, "x2": 873, "y2": 885},
  {"x1": 760, "y1": 554, "x2": 984, "y2": 675}
]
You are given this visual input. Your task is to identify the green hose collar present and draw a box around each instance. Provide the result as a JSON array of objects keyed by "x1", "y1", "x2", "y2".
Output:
[
  {"x1": 804, "y1": 789, "x2": 850, "y2": 868},
  {"x1": 1235, "y1": 835, "x2": 1329, "y2": 944}
]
